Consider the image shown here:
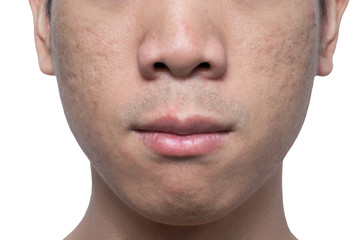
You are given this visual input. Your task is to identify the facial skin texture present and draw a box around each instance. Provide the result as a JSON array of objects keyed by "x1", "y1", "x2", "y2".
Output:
[{"x1": 30, "y1": 0, "x2": 348, "y2": 239}]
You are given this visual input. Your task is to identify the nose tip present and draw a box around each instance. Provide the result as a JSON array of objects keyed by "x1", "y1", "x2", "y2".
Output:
[{"x1": 138, "y1": 39, "x2": 227, "y2": 80}]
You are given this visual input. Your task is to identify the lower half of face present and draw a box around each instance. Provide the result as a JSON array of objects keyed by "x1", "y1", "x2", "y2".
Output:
[{"x1": 51, "y1": 0, "x2": 320, "y2": 225}]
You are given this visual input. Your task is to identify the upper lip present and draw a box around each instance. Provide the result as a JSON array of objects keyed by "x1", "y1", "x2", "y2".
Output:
[{"x1": 134, "y1": 115, "x2": 232, "y2": 135}]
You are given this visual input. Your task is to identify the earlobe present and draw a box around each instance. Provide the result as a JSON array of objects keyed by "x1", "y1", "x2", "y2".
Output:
[
  {"x1": 317, "y1": 0, "x2": 349, "y2": 76},
  {"x1": 29, "y1": 0, "x2": 54, "y2": 75}
]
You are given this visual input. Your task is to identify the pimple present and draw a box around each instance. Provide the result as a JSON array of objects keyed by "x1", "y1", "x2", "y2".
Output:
[
  {"x1": 85, "y1": 27, "x2": 91, "y2": 34},
  {"x1": 107, "y1": 40, "x2": 117, "y2": 46},
  {"x1": 311, "y1": 7, "x2": 316, "y2": 20},
  {"x1": 181, "y1": 21, "x2": 189, "y2": 31},
  {"x1": 309, "y1": 2, "x2": 317, "y2": 21},
  {"x1": 164, "y1": 184, "x2": 184, "y2": 199},
  {"x1": 163, "y1": 105, "x2": 181, "y2": 117}
]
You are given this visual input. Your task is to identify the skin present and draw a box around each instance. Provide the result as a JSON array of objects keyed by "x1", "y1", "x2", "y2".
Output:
[{"x1": 29, "y1": 0, "x2": 348, "y2": 239}]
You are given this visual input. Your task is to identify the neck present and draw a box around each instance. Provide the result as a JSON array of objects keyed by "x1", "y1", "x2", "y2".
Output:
[{"x1": 66, "y1": 164, "x2": 296, "y2": 240}]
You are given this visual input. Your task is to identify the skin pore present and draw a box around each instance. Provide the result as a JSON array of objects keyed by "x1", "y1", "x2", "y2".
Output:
[{"x1": 29, "y1": 0, "x2": 348, "y2": 239}]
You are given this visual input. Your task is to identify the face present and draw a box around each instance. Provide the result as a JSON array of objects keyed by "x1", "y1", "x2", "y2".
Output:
[{"x1": 49, "y1": 0, "x2": 320, "y2": 225}]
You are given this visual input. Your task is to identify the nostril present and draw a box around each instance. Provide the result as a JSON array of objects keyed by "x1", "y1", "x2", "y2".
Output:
[
  {"x1": 151, "y1": 61, "x2": 213, "y2": 77},
  {"x1": 197, "y1": 62, "x2": 211, "y2": 69},
  {"x1": 154, "y1": 62, "x2": 167, "y2": 69}
]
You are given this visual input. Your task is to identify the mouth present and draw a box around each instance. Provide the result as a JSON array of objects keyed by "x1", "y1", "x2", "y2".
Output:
[{"x1": 133, "y1": 116, "x2": 231, "y2": 157}]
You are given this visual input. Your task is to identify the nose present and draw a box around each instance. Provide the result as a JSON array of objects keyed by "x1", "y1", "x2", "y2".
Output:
[{"x1": 137, "y1": 3, "x2": 227, "y2": 80}]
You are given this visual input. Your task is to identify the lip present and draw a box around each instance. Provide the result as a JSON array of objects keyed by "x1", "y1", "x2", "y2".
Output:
[{"x1": 134, "y1": 116, "x2": 231, "y2": 157}]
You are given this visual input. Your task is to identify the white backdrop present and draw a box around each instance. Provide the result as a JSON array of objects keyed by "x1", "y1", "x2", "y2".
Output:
[{"x1": 0, "y1": 1, "x2": 359, "y2": 239}]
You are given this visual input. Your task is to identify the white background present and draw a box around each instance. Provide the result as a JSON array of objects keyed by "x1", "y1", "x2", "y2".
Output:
[{"x1": 0, "y1": 1, "x2": 359, "y2": 239}]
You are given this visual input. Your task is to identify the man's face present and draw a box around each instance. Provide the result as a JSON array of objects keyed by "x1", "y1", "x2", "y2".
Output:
[{"x1": 50, "y1": 0, "x2": 320, "y2": 225}]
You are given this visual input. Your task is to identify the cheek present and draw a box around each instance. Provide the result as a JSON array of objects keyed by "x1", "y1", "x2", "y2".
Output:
[
  {"x1": 225, "y1": 5, "x2": 319, "y2": 167},
  {"x1": 248, "y1": 26, "x2": 317, "y2": 124},
  {"x1": 254, "y1": 22, "x2": 317, "y2": 132},
  {"x1": 51, "y1": 9, "x2": 141, "y2": 165}
]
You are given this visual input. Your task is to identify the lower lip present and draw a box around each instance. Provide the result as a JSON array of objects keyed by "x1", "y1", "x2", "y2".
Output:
[{"x1": 136, "y1": 132, "x2": 228, "y2": 157}]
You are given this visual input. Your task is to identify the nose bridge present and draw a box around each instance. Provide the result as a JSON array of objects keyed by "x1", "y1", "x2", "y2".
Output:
[
  {"x1": 160, "y1": 2, "x2": 209, "y2": 56},
  {"x1": 137, "y1": 1, "x2": 227, "y2": 79}
]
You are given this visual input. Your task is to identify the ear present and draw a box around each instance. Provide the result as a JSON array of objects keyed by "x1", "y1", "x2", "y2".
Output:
[
  {"x1": 317, "y1": 0, "x2": 349, "y2": 76},
  {"x1": 29, "y1": 0, "x2": 54, "y2": 75}
]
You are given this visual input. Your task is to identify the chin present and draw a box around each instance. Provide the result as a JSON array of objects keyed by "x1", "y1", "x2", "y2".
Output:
[
  {"x1": 117, "y1": 175, "x2": 250, "y2": 227},
  {"x1": 136, "y1": 201, "x2": 233, "y2": 226}
]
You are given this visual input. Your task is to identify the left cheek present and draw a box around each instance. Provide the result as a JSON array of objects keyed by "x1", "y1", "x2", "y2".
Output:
[{"x1": 242, "y1": 34, "x2": 316, "y2": 153}]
